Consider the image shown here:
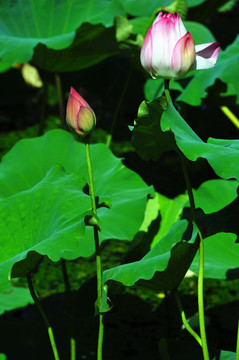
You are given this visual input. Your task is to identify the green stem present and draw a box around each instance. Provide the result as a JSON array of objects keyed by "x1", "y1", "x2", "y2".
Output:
[
  {"x1": 177, "y1": 152, "x2": 197, "y2": 224},
  {"x1": 85, "y1": 139, "x2": 104, "y2": 360},
  {"x1": 174, "y1": 291, "x2": 202, "y2": 346},
  {"x1": 197, "y1": 228, "x2": 209, "y2": 360},
  {"x1": 164, "y1": 79, "x2": 171, "y2": 104},
  {"x1": 55, "y1": 73, "x2": 65, "y2": 129},
  {"x1": 220, "y1": 106, "x2": 239, "y2": 130},
  {"x1": 164, "y1": 80, "x2": 209, "y2": 360},
  {"x1": 178, "y1": 151, "x2": 209, "y2": 360},
  {"x1": 85, "y1": 140, "x2": 97, "y2": 214},
  {"x1": 38, "y1": 81, "x2": 48, "y2": 135},
  {"x1": 61, "y1": 259, "x2": 76, "y2": 360},
  {"x1": 26, "y1": 273, "x2": 60, "y2": 360},
  {"x1": 178, "y1": 150, "x2": 209, "y2": 360},
  {"x1": 236, "y1": 317, "x2": 239, "y2": 360},
  {"x1": 61, "y1": 259, "x2": 71, "y2": 303},
  {"x1": 106, "y1": 62, "x2": 133, "y2": 148}
]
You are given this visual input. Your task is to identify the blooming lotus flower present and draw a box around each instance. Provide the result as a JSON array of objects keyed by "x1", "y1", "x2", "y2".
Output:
[
  {"x1": 140, "y1": 12, "x2": 220, "y2": 80},
  {"x1": 66, "y1": 87, "x2": 96, "y2": 137}
]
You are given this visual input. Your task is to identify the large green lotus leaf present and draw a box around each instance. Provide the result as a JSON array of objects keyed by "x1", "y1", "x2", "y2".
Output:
[
  {"x1": 0, "y1": 285, "x2": 33, "y2": 315},
  {"x1": 132, "y1": 97, "x2": 176, "y2": 161},
  {"x1": 177, "y1": 35, "x2": 239, "y2": 105},
  {"x1": 0, "y1": 165, "x2": 92, "y2": 291},
  {"x1": 190, "y1": 232, "x2": 238, "y2": 279},
  {"x1": 32, "y1": 16, "x2": 137, "y2": 72},
  {"x1": 161, "y1": 100, "x2": 239, "y2": 180},
  {"x1": 0, "y1": 129, "x2": 152, "y2": 251},
  {"x1": 0, "y1": 0, "x2": 125, "y2": 65},
  {"x1": 102, "y1": 220, "x2": 199, "y2": 298}
]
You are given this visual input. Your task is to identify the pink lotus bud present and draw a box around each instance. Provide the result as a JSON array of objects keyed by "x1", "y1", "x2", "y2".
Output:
[
  {"x1": 140, "y1": 12, "x2": 220, "y2": 80},
  {"x1": 66, "y1": 87, "x2": 96, "y2": 137}
]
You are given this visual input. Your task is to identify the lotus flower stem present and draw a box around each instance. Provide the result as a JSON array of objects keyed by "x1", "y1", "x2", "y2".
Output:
[
  {"x1": 174, "y1": 291, "x2": 202, "y2": 346},
  {"x1": 61, "y1": 259, "x2": 76, "y2": 360},
  {"x1": 85, "y1": 138, "x2": 104, "y2": 360},
  {"x1": 220, "y1": 106, "x2": 239, "y2": 130},
  {"x1": 236, "y1": 317, "x2": 239, "y2": 359},
  {"x1": 26, "y1": 273, "x2": 60, "y2": 360},
  {"x1": 178, "y1": 151, "x2": 209, "y2": 360},
  {"x1": 178, "y1": 149, "x2": 209, "y2": 360},
  {"x1": 164, "y1": 80, "x2": 171, "y2": 105},
  {"x1": 38, "y1": 81, "x2": 48, "y2": 135},
  {"x1": 196, "y1": 228, "x2": 209, "y2": 360},
  {"x1": 55, "y1": 73, "x2": 65, "y2": 129},
  {"x1": 106, "y1": 62, "x2": 133, "y2": 148},
  {"x1": 164, "y1": 80, "x2": 209, "y2": 360}
]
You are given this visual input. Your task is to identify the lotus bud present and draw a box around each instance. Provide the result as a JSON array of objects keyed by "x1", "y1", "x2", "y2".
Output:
[{"x1": 66, "y1": 87, "x2": 96, "y2": 137}]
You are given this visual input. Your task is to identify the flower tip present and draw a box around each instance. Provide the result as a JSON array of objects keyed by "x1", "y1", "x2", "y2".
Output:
[
  {"x1": 69, "y1": 86, "x2": 79, "y2": 98},
  {"x1": 153, "y1": 11, "x2": 166, "y2": 24}
]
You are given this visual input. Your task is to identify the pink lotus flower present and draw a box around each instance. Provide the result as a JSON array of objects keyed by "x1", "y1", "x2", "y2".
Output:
[
  {"x1": 66, "y1": 87, "x2": 96, "y2": 136},
  {"x1": 140, "y1": 12, "x2": 220, "y2": 80}
]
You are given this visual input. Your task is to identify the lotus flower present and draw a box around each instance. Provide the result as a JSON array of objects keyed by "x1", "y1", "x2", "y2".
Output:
[
  {"x1": 140, "y1": 12, "x2": 220, "y2": 80},
  {"x1": 66, "y1": 87, "x2": 96, "y2": 137}
]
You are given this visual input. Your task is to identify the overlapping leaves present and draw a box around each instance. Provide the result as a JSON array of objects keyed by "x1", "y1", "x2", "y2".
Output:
[
  {"x1": 131, "y1": 97, "x2": 175, "y2": 161},
  {"x1": 0, "y1": 0, "x2": 126, "y2": 65},
  {"x1": 0, "y1": 0, "x2": 139, "y2": 72},
  {"x1": 0, "y1": 129, "x2": 152, "y2": 291},
  {"x1": 0, "y1": 165, "x2": 90, "y2": 291},
  {"x1": 102, "y1": 178, "x2": 239, "y2": 308},
  {"x1": 161, "y1": 100, "x2": 239, "y2": 180},
  {"x1": 107, "y1": 96, "x2": 239, "y2": 299},
  {"x1": 102, "y1": 220, "x2": 199, "y2": 299},
  {"x1": 133, "y1": 96, "x2": 239, "y2": 181},
  {"x1": 32, "y1": 16, "x2": 139, "y2": 72}
]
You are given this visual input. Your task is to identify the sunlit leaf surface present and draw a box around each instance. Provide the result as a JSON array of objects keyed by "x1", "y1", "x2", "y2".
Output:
[{"x1": 0, "y1": 129, "x2": 152, "y2": 291}]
